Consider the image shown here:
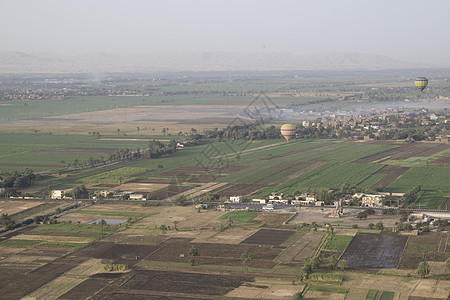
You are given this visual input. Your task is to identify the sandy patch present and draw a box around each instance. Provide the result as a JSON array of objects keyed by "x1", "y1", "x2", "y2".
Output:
[
  {"x1": 0, "y1": 200, "x2": 44, "y2": 215},
  {"x1": 115, "y1": 182, "x2": 169, "y2": 192},
  {"x1": 194, "y1": 227, "x2": 259, "y2": 244},
  {"x1": 410, "y1": 278, "x2": 450, "y2": 299},
  {"x1": 11, "y1": 234, "x2": 92, "y2": 244}
]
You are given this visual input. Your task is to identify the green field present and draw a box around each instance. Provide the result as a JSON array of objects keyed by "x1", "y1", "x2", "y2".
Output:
[
  {"x1": 379, "y1": 291, "x2": 395, "y2": 300},
  {"x1": 219, "y1": 211, "x2": 259, "y2": 223},
  {"x1": 388, "y1": 166, "x2": 450, "y2": 192},
  {"x1": 366, "y1": 289, "x2": 378, "y2": 300},
  {"x1": 322, "y1": 235, "x2": 354, "y2": 251},
  {"x1": 0, "y1": 125, "x2": 449, "y2": 209},
  {"x1": 0, "y1": 96, "x2": 159, "y2": 122},
  {"x1": 0, "y1": 132, "x2": 151, "y2": 172}
]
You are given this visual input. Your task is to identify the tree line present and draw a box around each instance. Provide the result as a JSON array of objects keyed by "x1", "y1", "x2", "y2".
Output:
[
  {"x1": 0, "y1": 169, "x2": 36, "y2": 189},
  {"x1": 199, "y1": 122, "x2": 281, "y2": 141},
  {"x1": 66, "y1": 140, "x2": 178, "y2": 169}
]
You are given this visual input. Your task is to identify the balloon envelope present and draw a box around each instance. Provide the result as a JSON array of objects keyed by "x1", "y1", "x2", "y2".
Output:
[
  {"x1": 415, "y1": 77, "x2": 428, "y2": 92},
  {"x1": 281, "y1": 124, "x2": 296, "y2": 142}
]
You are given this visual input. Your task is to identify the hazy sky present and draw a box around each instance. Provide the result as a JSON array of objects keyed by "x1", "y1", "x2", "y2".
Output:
[{"x1": 1, "y1": 0, "x2": 450, "y2": 64}]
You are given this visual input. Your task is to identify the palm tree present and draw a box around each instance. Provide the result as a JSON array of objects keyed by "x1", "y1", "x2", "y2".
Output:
[
  {"x1": 338, "y1": 259, "x2": 348, "y2": 271},
  {"x1": 241, "y1": 251, "x2": 251, "y2": 273},
  {"x1": 416, "y1": 261, "x2": 430, "y2": 278},
  {"x1": 306, "y1": 255, "x2": 321, "y2": 270},
  {"x1": 329, "y1": 254, "x2": 338, "y2": 269},
  {"x1": 188, "y1": 245, "x2": 199, "y2": 266}
]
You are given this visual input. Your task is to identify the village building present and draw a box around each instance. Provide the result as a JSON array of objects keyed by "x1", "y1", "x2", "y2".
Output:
[
  {"x1": 129, "y1": 193, "x2": 145, "y2": 200},
  {"x1": 229, "y1": 196, "x2": 242, "y2": 203},
  {"x1": 51, "y1": 190, "x2": 65, "y2": 199},
  {"x1": 269, "y1": 192, "x2": 284, "y2": 200},
  {"x1": 252, "y1": 199, "x2": 267, "y2": 204},
  {"x1": 361, "y1": 194, "x2": 384, "y2": 207}
]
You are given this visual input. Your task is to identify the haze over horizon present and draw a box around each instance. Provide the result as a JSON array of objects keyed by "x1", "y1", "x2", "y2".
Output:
[{"x1": 1, "y1": 0, "x2": 450, "y2": 68}]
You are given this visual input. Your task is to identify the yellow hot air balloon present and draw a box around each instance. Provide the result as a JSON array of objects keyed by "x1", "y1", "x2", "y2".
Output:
[
  {"x1": 415, "y1": 77, "x2": 428, "y2": 92},
  {"x1": 281, "y1": 124, "x2": 296, "y2": 142}
]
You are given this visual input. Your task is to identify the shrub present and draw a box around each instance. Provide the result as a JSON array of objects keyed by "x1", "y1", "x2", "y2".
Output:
[{"x1": 103, "y1": 264, "x2": 128, "y2": 272}]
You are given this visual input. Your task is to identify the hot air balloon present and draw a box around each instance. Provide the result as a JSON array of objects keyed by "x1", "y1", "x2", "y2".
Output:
[
  {"x1": 415, "y1": 77, "x2": 428, "y2": 92},
  {"x1": 280, "y1": 124, "x2": 296, "y2": 142}
]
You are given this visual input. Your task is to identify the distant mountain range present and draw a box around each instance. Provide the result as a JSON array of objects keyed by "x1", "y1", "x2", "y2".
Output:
[{"x1": 0, "y1": 51, "x2": 430, "y2": 73}]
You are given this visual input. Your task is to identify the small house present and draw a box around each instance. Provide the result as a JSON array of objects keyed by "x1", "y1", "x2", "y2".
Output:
[
  {"x1": 129, "y1": 193, "x2": 145, "y2": 200},
  {"x1": 51, "y1": 190, "x2": 65, "y2": 199},
  {"x1": 229, "y1": 196, "x2": 241, "y2": 203}
]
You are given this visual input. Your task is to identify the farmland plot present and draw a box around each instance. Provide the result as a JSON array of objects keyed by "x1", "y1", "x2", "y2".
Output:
[
  {"x1": 397, "y1": 233, "x2": 448, "y2": 269},
  {"x1": 388, "y1": 166, "x2": 450, "y2": 192},
  {"x1": 339, "y1": 233, "x2": 408, "y2": 269},
  {"x1": 240, "y1": 229, "x2": 295, "y2": 246}
]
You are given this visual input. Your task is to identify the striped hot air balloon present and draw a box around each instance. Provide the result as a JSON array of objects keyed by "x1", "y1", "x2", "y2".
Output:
[
  {"x1": 415, "y1": 77, "x2": 428, "y2": 92},
  {"x1": 280, "y1": 124, "x2": 296, "y2": 142}
]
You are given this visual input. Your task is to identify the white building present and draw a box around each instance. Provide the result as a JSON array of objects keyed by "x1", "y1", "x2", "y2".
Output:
[
  {"x1": 361, "y1": 194, "x2": 384, "y2": 207},
  {"x1": 229, "y1": 196, "x2": 241, "y2": 203},
  {"x1": 51, "y1": 190, "x2": 65, "y2": 199},
  {"x1": 252, "y1": 199, "x2": 267, "y2": 204},
  {"x1": 129, "y1": 193, "x2": 145, "y2": 200}
]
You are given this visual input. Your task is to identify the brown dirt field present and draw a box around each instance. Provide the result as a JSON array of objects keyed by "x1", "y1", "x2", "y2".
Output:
[
  {"x1": 146, "y1": 185, "x2": 193, "y2": 200},
  {"x1": 0, "y1": 264, "x2": 35, "y2": 284},
  {"x1": 58, "y1": 276, "x2": 115, "y2": 300},
  {"x1": 104, "y1": 229, "x2": 168, "y2": 246},
  {"x1": 185, "y1": 173, "x2": 225, "y2": 183},
  {"x1": 211, "y1": 183, "x2": 266, "y2": 196},
  {"x1": 17, "y1": 244, "x2": 72, "y2": 257},
  {"x1": 397, "y1": 232, "x2": 449, "y2": 269},
  {"x1": 226, "y1": 280, "x2": 303, "y2": 299},
  {"x1": 371, "y1": 165, "x2": 410, "y2": 188},
  {"x1": 92, "y1": 243, "x2": 158, "y2": 266},
  {"x1": 253, "y1": 213, "x2": 295, "y2": 226},
  {"x1": 137, "y1": 177, "x2": 182, "y2": 184},
  {"x1": 262, "y1": 143, "x2": 330, "y2": 160},
  {"x1": 24, "y1": 275, "x2": 87, "y2": 300},
  {"x1": 409, "y1": 279, "x2": 450, "y2": 299},
  {"x1": 0, "y1": 253, "x2": 89, "y2": 299},
  {"x1": 340, "y1": 232, "x2": 408, "y2": 269},
  {"x1": 193, "y1": 227, "x2": 258, "y2": 244},
  {"x1": 292, "y1": 232, "x2": 326, "y2": 262},
  {"x1": 354, "y1": 142, "x2": 450, "y2": 163},
  {"x1": 11, "y1": 234, "x2": 93, "y2": 244},
  {"x1": 116, "y1": 269, "x2": 253, "y2": 297},
  {"x1": 147, "y1": 237, "x2": 282, "y2": 268},
  {"x1": 24, "y1": 258, "x2": 107, "y2": 300},
  {"x1": 274, "y1": 232, "x2": 325, "y2": 263},
  {"x1": 0, "y1": 200, "x2": 44, "y2": 216},
  {"x1": 161, "y1": 164, "x2": 248, "y2": 177},
  {"x1": 136, "y1": 205, "x2": 226, "y2": 230},
  {"x1": 165, "y1": 182, "x2": 228, "y2": 201},
  {"x1": 240, "y1": 229, "x2": 295, "y2": 246}
]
